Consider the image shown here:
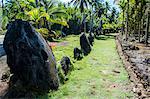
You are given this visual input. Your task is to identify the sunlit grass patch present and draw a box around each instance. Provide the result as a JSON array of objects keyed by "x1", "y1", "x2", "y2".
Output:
[{"x1": 40, "y1": 35, "x2": 134, "y2": 99}]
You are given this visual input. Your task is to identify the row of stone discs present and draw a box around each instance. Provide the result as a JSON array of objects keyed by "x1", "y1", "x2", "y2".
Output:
[
  {"x1": 74, "y1": 32, "x2": 95, "y2": 60},
  {"x1": 58, "y1": 32, "x2": 95, "y2": 84}
]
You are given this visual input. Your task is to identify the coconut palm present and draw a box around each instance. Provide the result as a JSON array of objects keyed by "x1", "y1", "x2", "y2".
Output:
[
  {"x1": 118, "y1": 0, "x2": 127, "y2": 35},
  {"x1": 70, "y1": 0, "x2": 91, "y2": 33},
  {"x1": 89, "y1": 0, "x2": 101, "y2": 33},
  {"x1": 38, "y1": 0, "x2": 69, "y2": 30},
  {"x1": 108, "y1": 7, "x2": 116, "y2": 24}
]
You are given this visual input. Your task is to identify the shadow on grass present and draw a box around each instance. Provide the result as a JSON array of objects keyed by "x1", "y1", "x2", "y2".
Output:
[{"x1": 95, "y1": 35, "x2": 115, "y2": 40}]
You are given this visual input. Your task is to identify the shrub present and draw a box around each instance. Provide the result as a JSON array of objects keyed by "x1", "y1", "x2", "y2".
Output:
[{"x1": 36, "y1": 28, "x2": 49, "y2": 39}]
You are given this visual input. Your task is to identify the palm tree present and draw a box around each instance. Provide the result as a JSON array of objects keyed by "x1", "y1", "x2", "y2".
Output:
[
  {"x1": 70, "y1": 0, "x2": 90, "y2": 13},
  {"x1": 70, "y1": 0, "x2": 91, "y2": 33},
  {"x1": 4, "y1": 0, "x2": 68, "y2": 27},
  {"x1": 125, "y1": 0, "x2": 129, "y2": 40},
  {"x1": 137, "y1": 0, "x2": 146, "y2": 42},
  {"x1": 95, "y1": 2, "x2": 104, "y2": 18},
  {"x1": 93, "y1": 1, "x2": 104, "y2": 34},
  {"x1": 42, "y1": 1, "x2": 68, "y2": 26},
  {"x1": 115, "y1": 0, "x2": 130, "y2": 40},
  {"x1": 89, "y1": 0, "x2": 101, "y2": 33},
  {"x1": 109, "y1": 7, "x2": 117, "y2": 23},
  {"x1": 145, "y1": 12, "x2": 150, "y2": 45},
  {"x1": 115, "y1": 0, "x2": 149, "y2": 43},
  {"x1": 4, "y1": 0, "x2": 29, "y2": 20},
  {"x1": 118, "y1": 0, "x2": 127, "y2": 36},
  {"x1": 105, "y1": 1, "x2": 110, "y2": 11}
]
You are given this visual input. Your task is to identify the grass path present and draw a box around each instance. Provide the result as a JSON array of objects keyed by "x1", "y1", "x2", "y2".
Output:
[{"x1": 45, "y1": 35, "x2": 134, "y2": 99}]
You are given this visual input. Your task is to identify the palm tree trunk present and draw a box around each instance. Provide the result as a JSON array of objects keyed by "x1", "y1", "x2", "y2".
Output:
[
  {"x1": 2, "y1": 0, "x2": 4, "y2": 15},
  {"x1": 44, "y1": 6, "x2": 51, "y2": 31},
  {"x1": 138, "y1": 3, "x2": 142, "y2": 42},
  {"x1": 90, "y1": 5, "x2": 94, "y2": 33},
  {"x1": 43, "y1": 17, "x2": 51, "y2": 31},
  {"x1": 35, "y1": 0, "x2": 38, "y2": 7},
  {"x1": 84, "y1": 16, "x2": 86, "y2": 33},
  {"x1": 138, "y1": 20, "x2": 141, "y2": 42},
  {"x1": 145, "y1": 12, "x2": 150, "y2": 46},
  {"x1": 122, "y1": 10, "x2": 125, "y2": 35},
  {"x1": 134, "y1": 22, "x2": 136, "y2": 36},
  {"x1": 83, "y1": 13, "x2": 86, "y2": 33},
  {"x1": 90, "y1": 13, "x2": 92, "y2": 33},
  {"x1": 125, "y1": 0, "x2": 129, "y2": 41}
]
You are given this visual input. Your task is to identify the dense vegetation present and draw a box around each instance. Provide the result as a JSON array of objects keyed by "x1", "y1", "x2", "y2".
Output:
[
  {"x1": 0, "y1": 0, "x2": 149, "y2": 43},
  {"x1": 0, "y1": 0, "x2": 119, "y2": 39},
  {"x1": 0, "y1": 0, "x2": 150, "y2": 98},
  {"x1": 116, "y1": 0, "x2": 150, "y2": 45}
]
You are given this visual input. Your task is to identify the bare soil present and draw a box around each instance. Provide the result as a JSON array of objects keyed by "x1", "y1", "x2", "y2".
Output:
[
  {"x1": 116, "y1": 34, "x2": 150, "y2": 98},
  {"x1": 0, "y1": 56, "x2": 9, "y2": 97}
]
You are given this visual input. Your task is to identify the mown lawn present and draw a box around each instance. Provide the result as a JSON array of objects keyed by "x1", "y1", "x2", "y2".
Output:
[{"x1": 40, "y1": 35, "x2": 134, "y2": 99}]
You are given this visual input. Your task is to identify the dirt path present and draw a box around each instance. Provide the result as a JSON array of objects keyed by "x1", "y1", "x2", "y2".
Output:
[
  {"x1": 0, "y1": 56, "x2": 9, "y2": 97},
  {"x1": 116, "y1": 35, "x2": 150, "y2": 98}
]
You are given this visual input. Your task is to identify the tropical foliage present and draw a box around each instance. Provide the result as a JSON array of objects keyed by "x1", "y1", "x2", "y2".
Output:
[
  {"x1": 0, "y1": 0, "x2": 120, "y2": 40},
  {"x1": 116, "y1": 0, "x2": 150, "y2": 44}
]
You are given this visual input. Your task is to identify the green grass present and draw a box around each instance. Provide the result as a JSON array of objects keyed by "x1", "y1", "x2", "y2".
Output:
[{"x1": 40, "y1": 35, "x2": 134, "y2": 99}]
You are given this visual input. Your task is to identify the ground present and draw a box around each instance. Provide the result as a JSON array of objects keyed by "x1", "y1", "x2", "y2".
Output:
[
  {"x1": 0, "y1": 56, "x2": 8, "y2": 97},
  {"x1": 39, "y1": 35, "x2": 134, "y2": 99},
  {"x1": 116, "y1": 35, "x2": 150, "y2": 98},
  {"x1": 0, "y1": 35, "x2": 135, "y2": 98}
]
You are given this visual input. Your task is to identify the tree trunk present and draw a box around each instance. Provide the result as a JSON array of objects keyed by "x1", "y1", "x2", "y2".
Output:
[
  {"x1": 138, "y1": 20, "x2": 141, "y2": 42},
  {"x1": 122, "y1": 10, "x2": 125, "y2": 35},
  {"x1": 43, "y1": 5, "x2": 51, "y2": 31},
  {"x1": 138, "y1": 3, "x2": 142, "y2": 42},
  {"x1": 145, "y1": 11, "x2": 150, "y2": 46},
  {"x1": 35, "y1": 0, "x2": 39, "y2": 7},
  {"x1": 125, "y1": 0, "x2": 129, "y2": 41},
  {"x1": 90, "y1": 5, "x2": 94, "y2": 33},
  {"x1": 90, "y1": 13, "x2": 92, "y2": 33},
  {"x1": 2, "y1": 0, "x2": 4, "y2": 15},
  {"x1": 133, "y1": 17, "x2": 136, "y2": 36},
  {"x1": 82, "y1": 13, "x2": 86, "y2": 33},
  {"x1": 43, "y1": 17, "x2": 51, "y2": 30},
  {"x1": 84, "y1": 15, "x2": 86, "y2": 33}
]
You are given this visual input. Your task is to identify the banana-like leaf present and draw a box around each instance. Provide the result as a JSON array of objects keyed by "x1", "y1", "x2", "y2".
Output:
[
  {"x1": 37, "y1": 12, "x2": 50, "y2": 22},
  {"x1": 36, "y1": 28, "x2": 49, "y2": 38},
  {"x1": 27, "y1": 8, "x2": 39, "y2": 21},
  {"x1": 2, "y1": 16, "x2": 8, "y2": 29},
  {"x1": 49, "y1": 18, "x2": 69, "y2": 27},
  {"x1": 27, "y1": 8, "x2": 68, "y2": 27},
  {"x1": 16, "y1": 12, "x2": 29, "y2": 20}
]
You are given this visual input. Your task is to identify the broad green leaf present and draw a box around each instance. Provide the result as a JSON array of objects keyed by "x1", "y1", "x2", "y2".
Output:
[{"x1": 2, "y1": 16, "x2": 8, "y2": 29}]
